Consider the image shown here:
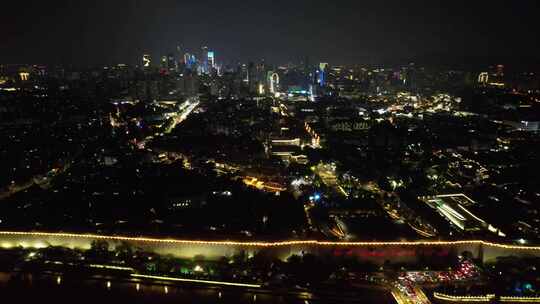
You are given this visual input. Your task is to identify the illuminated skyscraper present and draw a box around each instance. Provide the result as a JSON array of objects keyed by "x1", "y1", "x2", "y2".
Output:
[
  {"x1": 184, "y1": 53, "x2": 191, "y2": 67},
  {"x1": 201, "y1": 46, "x2": 209, "y2": 74},
  {"x1": 241, "y1": 64, "x2": 249, "y2": 83},
  {"x1": 167, "y1": 53, "x2": 176, "y2": 71},
  {"x1": 142, "y1": 54, "x2": 151, "y2": 68},
  {"x1": 184, "y1": 53, "x2": 197, "y2": 70},
  {"x1": 405, "y1": 63, "x2": 417, "y2": 91},
  {"x1": 318, "y1": 62, "x2": 328, "y2": 86},
  {"x1": 208, "y1": 51, "x2": 215, "y2": 70},
  {"x1": 256, "y1": 60, "x2": 266, "y2": 94},
  {"x1": 267, "y1": 71, "x2": 279, "y2": 94},
  {"x1": 478, "y1": 72, "x2": 489, "y2": 84},
  {"x1": 19, "y1": 72, "x2": 30, "y2": 81}
]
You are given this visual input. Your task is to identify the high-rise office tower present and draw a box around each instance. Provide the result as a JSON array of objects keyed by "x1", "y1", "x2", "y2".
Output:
[
  {"x1": 248, "y1": 62, "x2": 256, "y2": 91},
  {"x1": 184, "y1": 53, "x2": 191, "y2": 68},
  {"x1": 184, "y1": 53, "x2": 197, "y2": 70},
  {"x1": 176, "y1": 46, "x2": 183, "y2": 61},
  {"x1": 176, "y1": 46, "x2": 185, "y2": 71},
  {"x1": 142, "y1": 54, "x2": 151, "y2": 68},
  {"x1": 478, "y1": 72, "x2": 489, "y2": 84},
  {"x1": 318, "y1": 62, "x2": 328, "y2": 86},
  {"x1": 161, "y1": 55, "x2": 168, "y2": 70},
  {"x1": 201, "y1": 46, "x2": 209, "y2": 74},
  {"x1": 19, "y1": 71, "x2": 30, "y2": 81},
  {"x1": 268, "y1": 71, "x2": 279, "y2": 94},
  {"x1": 167, "y1": 53, "x2": 176, "y2": 72},
  {"x1": 208, "y1": 51, "x2": 215, "y2": 70},
  {"x1": 256, "y1": 60, "x2": 266, "y2": 81},
  {"x1": 240, "y1": 64, "x2": 249, "y2": 83},
  {"x1": 190, "y1": 54, "x2": 197, "y2": 70},
  {"x1": 256, "y1": 60, "x2": 266, "y2": 93}
]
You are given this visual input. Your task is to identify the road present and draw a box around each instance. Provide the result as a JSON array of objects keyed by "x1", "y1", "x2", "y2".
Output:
[
  {"x1": 0, "y1": 159, "x2": 72, "y2": 200},
  {"x1": 163, "y1": 96, "x2": 200, "y2": 134},
  {"x1": 135, "y1": 96, "x2": 200, "y2": 150},
  {"x1": 392, "y1": 281, "x2": 431, "y2": 304},
  {"x1": 391, "y1": 260, "x2": 479, "y2": 304},
  {"x1": 360, "y1": 182, "x2": 437, "y2": 238}
]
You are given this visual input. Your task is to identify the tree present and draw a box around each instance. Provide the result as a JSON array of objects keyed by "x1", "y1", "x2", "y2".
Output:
[
  {"x1": 87, "y1": 240, "x2": 110, "y2": 262},
  {"x1": 232, "y1": 250, "x2": 247, "y2": 265},
  {"x1": 114, "y1": 241, "x2": 133, "y2": 262},
  {"x1": 90, "y1": 240, "x2": 109, "y2": 252}
]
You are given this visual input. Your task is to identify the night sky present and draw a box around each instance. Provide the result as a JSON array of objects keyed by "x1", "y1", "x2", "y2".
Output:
[{"x1": 2, "y1": 0, "x2": 540, "y2": 67}]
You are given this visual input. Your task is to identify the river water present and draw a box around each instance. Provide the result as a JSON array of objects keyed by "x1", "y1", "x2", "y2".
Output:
[{"x1": 0, "y1": 272, "x2": 393, "y2": 303}]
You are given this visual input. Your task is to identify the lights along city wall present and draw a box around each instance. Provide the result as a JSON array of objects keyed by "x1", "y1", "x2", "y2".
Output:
[
  {"x1": 0, "y1": 231, "x2": 539, "y2": 264},
  {"x1": 433, "y1": 292, "x2": 540, "y2": 303}
]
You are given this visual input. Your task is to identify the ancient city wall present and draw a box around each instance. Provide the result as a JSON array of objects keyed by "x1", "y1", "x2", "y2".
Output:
[{"x1": 0, "y1": 232, "x2": 538, "y2": 265}]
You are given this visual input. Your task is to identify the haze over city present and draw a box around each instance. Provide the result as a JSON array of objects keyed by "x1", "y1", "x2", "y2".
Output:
[
  {"x1": 2, "y1": 1, "x2": 540, "y2": 304},
  {"x1": 3, "y1": 0, "x2": 540, "y2": 66}
]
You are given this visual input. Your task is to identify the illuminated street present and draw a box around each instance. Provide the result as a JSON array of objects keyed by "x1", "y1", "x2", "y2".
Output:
[{"x1": 163, "y1": 97, "x2": 200, "y2": 134}]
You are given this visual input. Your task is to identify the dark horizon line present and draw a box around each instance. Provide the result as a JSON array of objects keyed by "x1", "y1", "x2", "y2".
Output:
[{"x1": 2, "y1": 53, "x2": 540, "y2": 72}]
